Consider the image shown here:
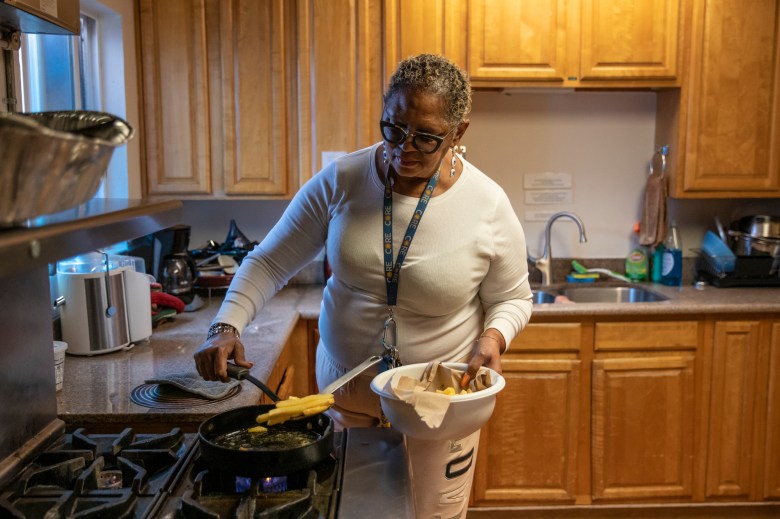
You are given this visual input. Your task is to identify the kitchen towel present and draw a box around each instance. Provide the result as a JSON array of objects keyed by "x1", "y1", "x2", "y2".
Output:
[
  {"x1": 639, "y1": 161, "x2": 668, "y2": 247},
  {"x1": 146, "y1": 373, "x2": 240, "y2": 400}
]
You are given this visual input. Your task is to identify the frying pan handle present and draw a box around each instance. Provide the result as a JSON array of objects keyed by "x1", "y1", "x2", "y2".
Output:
[
  {"x1": 226, "y1": 363, "x2": 248, "y2": 380},
  {"x1": 227, "y1": 363, "x2": 281, "y2": 402}
]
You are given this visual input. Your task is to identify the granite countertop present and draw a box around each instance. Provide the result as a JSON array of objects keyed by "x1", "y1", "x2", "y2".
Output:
[
  {"x1": 526, "y1": 282, "x2": 780, "y2": 317},
  {"x1": 56, "y1": 286, "x2": 324, "y2": 429},
  {"x1": 56, "y1": 282, "x2": 779, "y2": 429}
]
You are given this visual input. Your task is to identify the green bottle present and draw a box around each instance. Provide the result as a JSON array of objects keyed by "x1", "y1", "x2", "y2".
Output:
[{"x1": 625, "y1": 223, "x2": 648, "y2": 282}]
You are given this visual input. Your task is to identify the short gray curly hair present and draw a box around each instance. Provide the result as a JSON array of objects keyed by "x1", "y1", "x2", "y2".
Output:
[{"x1": 384, "y1": 54, "x2": 472, "y2": 128}]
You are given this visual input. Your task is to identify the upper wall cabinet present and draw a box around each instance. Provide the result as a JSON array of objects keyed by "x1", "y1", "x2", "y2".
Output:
[
  {"x1": 384, "y1": 0, "x2": 681, "y2": 88},
  {"x1": 296, "y1": 0, "x2": 383, "y2": 184},
  {"x1": 139, "y1": 0, "x2": 296, "y2": 198},
  {"x1": 384, "y1": 0, "x2": 469, "y2": 78},
  {"x1": 139, "y1": 0, "x2": 382, "y2": 199},
  {"x1": 218, "y1": 0, "x2": 296, "y2": 196},
  {"x1": 656, "y1": 0, "x2": 780, "y2": 198},
  {"x1": 578, "y1": 0, "x2": 680, "y2": 82},
  {"x1": 139, "y1": 0, "x2": 212, "y2": 195}
]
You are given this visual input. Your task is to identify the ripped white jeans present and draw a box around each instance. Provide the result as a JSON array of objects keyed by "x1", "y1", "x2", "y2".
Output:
[{"x1": 316, "y1": 345, "x2": 479, "y2": 519}]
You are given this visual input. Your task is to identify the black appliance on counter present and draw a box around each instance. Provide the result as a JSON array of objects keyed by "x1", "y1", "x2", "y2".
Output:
[{"x1": 0, "y1": 426, "x2": 413, "y2": 519}]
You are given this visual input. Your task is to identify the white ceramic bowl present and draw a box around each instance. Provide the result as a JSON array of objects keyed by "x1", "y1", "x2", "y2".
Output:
[{"x1": 370, "y1": 362, "x2": 505, "y2": 441}]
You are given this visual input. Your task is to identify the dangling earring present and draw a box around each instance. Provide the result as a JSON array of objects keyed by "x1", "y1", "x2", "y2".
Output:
[
  {"x1": 382, "y1": 145, "x2": 388, "y2": 164},
  {"x1": 450, "y1": 148, "x2": 457, "y2": 177}
]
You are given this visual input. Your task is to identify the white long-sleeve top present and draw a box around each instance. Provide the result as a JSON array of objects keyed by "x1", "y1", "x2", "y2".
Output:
[{"x1": 214, "y1": 143, "x2": 533, "y2": 369}]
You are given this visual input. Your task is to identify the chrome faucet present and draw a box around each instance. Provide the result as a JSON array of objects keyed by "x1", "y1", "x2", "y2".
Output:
[{"x1": 528, "y1": 211, "x2": 588, "y2": 286}]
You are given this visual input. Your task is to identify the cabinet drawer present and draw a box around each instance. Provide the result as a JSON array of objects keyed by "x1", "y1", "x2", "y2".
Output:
[
  {"x1": 595, "y1": 321, "x2": 698, "y2": 351},
  {"x1": 512, "y1": 323, "x2": 582, "y2": 352}
]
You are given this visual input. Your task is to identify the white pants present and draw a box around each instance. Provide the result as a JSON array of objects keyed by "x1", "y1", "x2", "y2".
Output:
[{"x1": 316, "y1": 346, "x2": 479, "y2": 519}]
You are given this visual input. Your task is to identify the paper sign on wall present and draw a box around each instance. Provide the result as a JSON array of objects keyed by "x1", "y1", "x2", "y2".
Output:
[
  {"x1": 524, "y1": 172, "x2": 572, "y2": 190},
  {"x1": 525, "y1": 190, "x2": 573, "y2": 205},
  {"x1": 524, "y1": 209, "x2": 560, "y2": 222}
]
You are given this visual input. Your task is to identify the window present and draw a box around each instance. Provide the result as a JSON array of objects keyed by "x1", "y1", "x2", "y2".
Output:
[
  {"x1": 14, "y1": 0, "x2": 129, "y2": 199},
  {"x1": 16, "y1": 14, "x2": 100, "y2": 112}
]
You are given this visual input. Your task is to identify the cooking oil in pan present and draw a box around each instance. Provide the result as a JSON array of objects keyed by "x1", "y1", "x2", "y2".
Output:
[{"x1": 215, "y1": 425, "x2": 321, "y2": 451}]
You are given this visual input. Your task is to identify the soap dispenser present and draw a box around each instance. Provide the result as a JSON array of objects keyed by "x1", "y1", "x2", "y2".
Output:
[{"x1": 660, "y1": 221, "x2": 682, "y2": 286}]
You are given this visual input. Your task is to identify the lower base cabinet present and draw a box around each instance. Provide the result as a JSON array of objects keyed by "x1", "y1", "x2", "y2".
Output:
[
  {"x1": 765, "y1": 322, "x2": 780, "y2": 499},
  {"x1": 592, "y1": 355, "x2": 695, "y2": 501},
  {"x1": 471, "y1": 316, "x2": 780, "y2": 512},
  {"x1": 473, "y1": 357, "x2": 581, "y2": 503}
]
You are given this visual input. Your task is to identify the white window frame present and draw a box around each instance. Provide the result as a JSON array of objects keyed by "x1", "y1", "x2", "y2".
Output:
[{"x1": 12, "y1": 0, "x2": 133, "y2": 199}]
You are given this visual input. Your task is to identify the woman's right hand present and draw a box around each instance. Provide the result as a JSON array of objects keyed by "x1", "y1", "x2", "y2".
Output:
[{"x1": 194, "y1": 334, "x2": 253, "y2": 382}]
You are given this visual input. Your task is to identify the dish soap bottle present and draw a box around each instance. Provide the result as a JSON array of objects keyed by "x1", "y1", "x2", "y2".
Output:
[
  {"x1": 625, "y1": 222, "x2": 648, "y2": 282},
  {"x1": 660, "y1": 221, "x2": 682, "y2": 286}
]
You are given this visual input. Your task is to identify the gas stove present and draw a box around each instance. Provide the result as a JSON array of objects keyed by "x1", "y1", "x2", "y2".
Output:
[
  {"x1": 152, "y1": 433, "x2": 343, "y2": 518},
  {"x1": 0, "y1": 427, "x2": 197, "y2": 519},
  {"x1": 0, "y1": 427, "x2": 412, "y2": 519}
]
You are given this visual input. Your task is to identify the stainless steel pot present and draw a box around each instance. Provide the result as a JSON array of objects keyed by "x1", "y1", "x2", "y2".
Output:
[
  {"x1": 735, "y1": 215, "x2": 780, "y2": 239},
  {"x1": 728, "y1": 230, "x2": 780, "y2": 256},
  {"x1": 729, "y1": 215, "x2": 780, "y2": 256}
]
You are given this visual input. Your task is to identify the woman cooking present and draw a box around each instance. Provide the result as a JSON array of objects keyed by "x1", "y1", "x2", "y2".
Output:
[{"x1": 194, "y1": 53, "x2": 534, "y2": 517}]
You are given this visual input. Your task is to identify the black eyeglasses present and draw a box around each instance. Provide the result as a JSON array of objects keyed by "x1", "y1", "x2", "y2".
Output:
[{"x1": 379, "y1": 121, "x2": 453, "y2": 154}]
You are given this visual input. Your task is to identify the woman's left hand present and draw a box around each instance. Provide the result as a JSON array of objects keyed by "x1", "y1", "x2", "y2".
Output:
[{"x1": 460, "y1": 329, "x2": 505, "y2": 388}]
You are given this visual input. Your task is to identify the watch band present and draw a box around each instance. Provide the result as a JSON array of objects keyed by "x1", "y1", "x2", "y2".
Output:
[{"x1": 207, "y1": 322, "x2": 240, "y2": 339}]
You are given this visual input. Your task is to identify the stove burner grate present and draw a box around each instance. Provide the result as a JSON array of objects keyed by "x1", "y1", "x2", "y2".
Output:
[
  {"x1": 130, "y1": 383, "x2": 241, "y2": 409},
  {"x1": 0, "y1": 427, "x2": 198, "y2": 519}
]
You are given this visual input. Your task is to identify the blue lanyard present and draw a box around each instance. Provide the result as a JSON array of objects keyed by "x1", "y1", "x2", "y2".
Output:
[{"x1": 383, "y1": 169, "x2": 439, "y2": 307}]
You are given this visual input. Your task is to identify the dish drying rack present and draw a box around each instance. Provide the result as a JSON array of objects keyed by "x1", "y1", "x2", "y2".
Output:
[{"x1": 695, "y1": 251, "x2": 780, "y2": 287}]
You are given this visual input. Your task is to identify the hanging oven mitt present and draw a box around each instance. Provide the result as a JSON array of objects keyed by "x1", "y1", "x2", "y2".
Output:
[{"x1": 385, "y1": 362, "x2": 492, "y2": 428}]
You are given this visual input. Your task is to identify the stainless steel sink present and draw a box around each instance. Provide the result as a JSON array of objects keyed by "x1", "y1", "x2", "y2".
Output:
[
  {"x1": 560, "y1": 286, "x2": 668, "y2": 303},
  {"x1": 531, "y1": 285, "x2": 669, "y2": 304},
  {"x1": 532, "y1": 290, "x2": 558, "y2": 304}
]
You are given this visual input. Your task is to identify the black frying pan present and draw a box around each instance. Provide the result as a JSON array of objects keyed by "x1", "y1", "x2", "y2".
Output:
[
  {"x1": 198, "y1": 364, "x2": 334, "y2": 477},
  {"x1": 198, "y1": 357, "x2": 382, "y2": 477},
  {"x1": 198, "y1": 403, "x2": 334, "y2": 477}
]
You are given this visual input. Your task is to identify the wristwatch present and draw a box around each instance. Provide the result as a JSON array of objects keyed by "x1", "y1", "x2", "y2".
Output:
[{"x1": 207, "y1": 322, "x2": 240, "y2": 339}]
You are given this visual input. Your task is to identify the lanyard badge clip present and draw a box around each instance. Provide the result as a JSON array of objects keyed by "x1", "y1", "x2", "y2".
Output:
[{"x1": 380, "y1": 310, "x2": 400, "y2": 371}]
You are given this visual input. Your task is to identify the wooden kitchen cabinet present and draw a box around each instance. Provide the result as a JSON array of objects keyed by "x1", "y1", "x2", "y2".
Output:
[
  {"x1": 764, "y1": 320, "x2": 780, "y2": 499},
  {"x1": 217, "y1": 0, "x2": 297, "y2": 196},
  {"x1": 705, "y1": 320, "x2": 762, "y2": 500},
  {"x1": 704, "y1": 318, "x2": 780, "y2": 502},
  {"x1": 139, "y1": 0, "x2": 297, "y2": 198},
  {"x1": 471, "y1": 315, "x2": 780, "y2": 511},
  {"x1": 138, "y1": 0, "x2": 212, "y2": 195},
  {"x1": 261, "y1": 319, "x2": 312, "y2": 403},
  {"x1": 592, "y1": 355, "x2": 696, "y2": 501},
  {"x1": 384, "y1": 0, "x2": 681, "y2": 88},
  {"x1": 472, "y1": 322, "x2": 585, "y2": 505},
  {"x1": 656, "y1": 0, "x2": 780, "y2": 198},
  {"x1": 139, "y1": 0, "x2": 382, "y2": 198},
  {"x1": 592, "y1": 320, "x2": 699, "y2": 502},
  {"x1": 578, "y1": 0, "x2": 680, "y2": 82},
  {"x1": 295, "y1": 0, "x2": 383, "y2": 183},
  {"x1": 383, "y1": 0, "x2": 468, "y2": 80}
]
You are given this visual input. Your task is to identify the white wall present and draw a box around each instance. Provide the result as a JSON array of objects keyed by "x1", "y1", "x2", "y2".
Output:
[
  {"x1": 467, "y1": 90, "x2": 656, "y2": 259},
  {"x1": 184, "y1": 90, "x2": 777, "y2": 258}
]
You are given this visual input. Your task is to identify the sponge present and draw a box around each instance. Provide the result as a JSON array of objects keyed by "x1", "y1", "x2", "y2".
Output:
[{"x1": 566, "y1": 272, "x2": 599, "y2": 283}]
